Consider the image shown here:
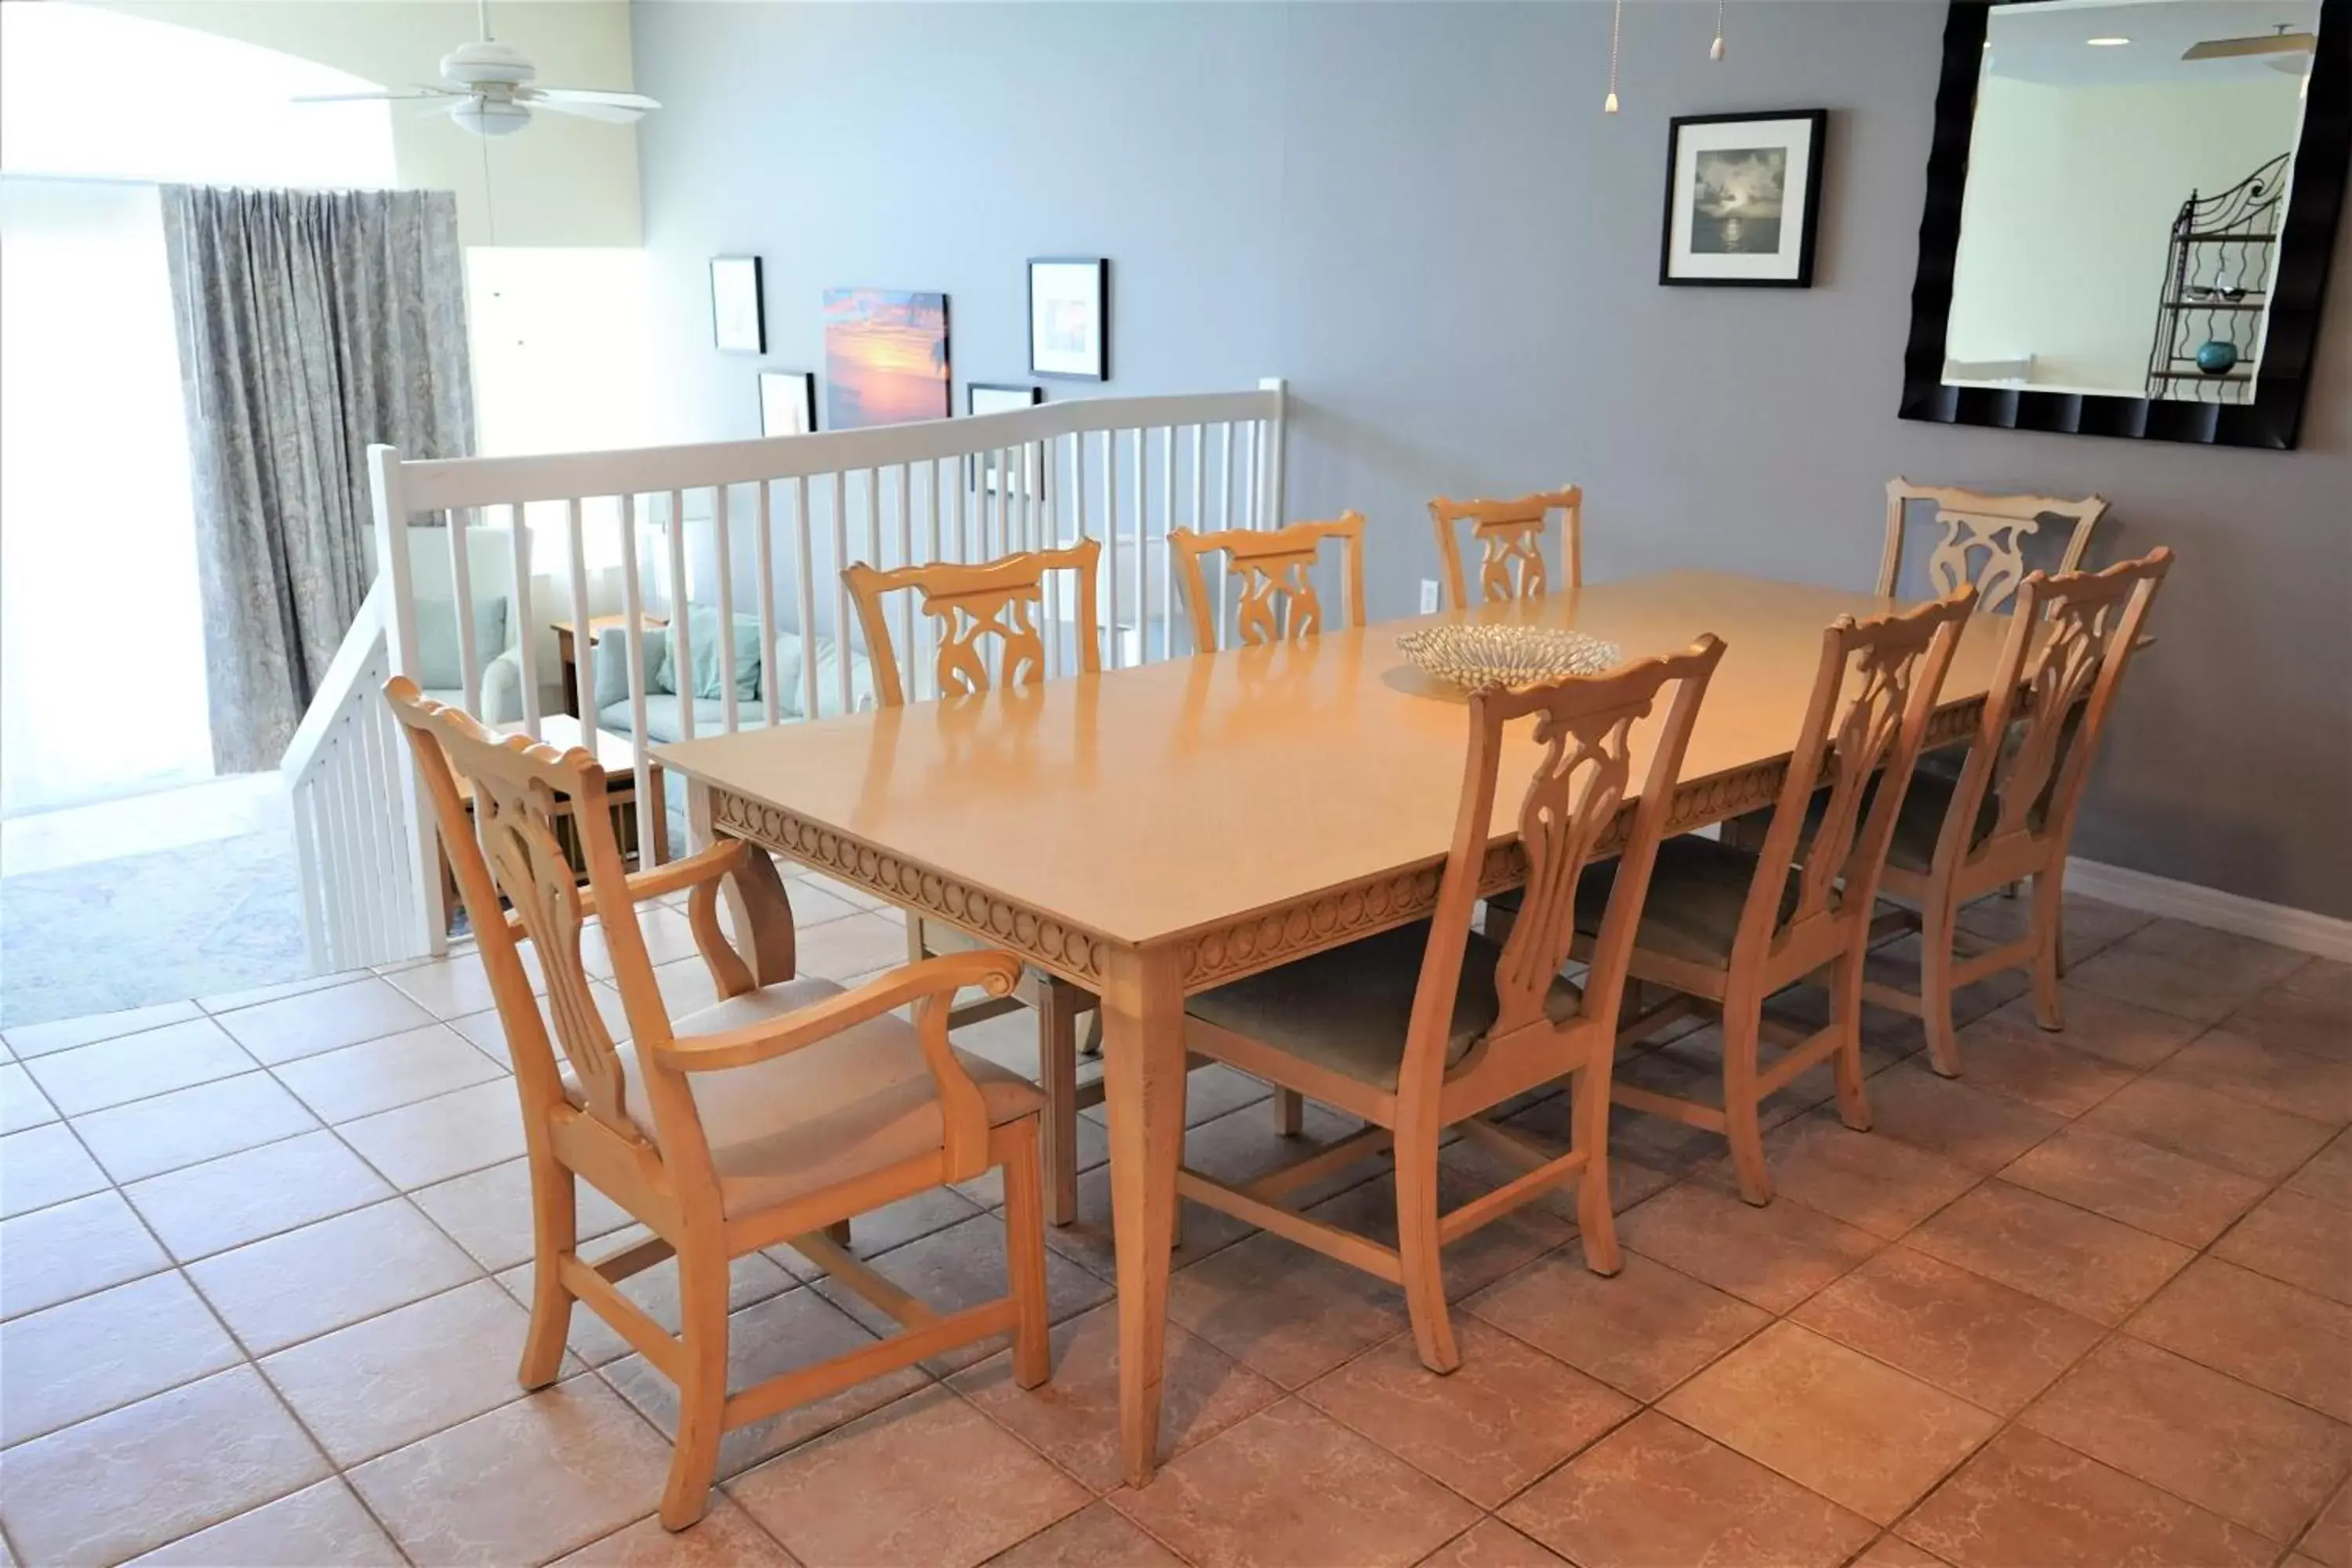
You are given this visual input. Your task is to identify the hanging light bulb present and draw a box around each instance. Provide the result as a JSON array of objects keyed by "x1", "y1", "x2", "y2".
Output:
[
  {"x1": 1711, "y1": 0, "x2": 1726, "y2": 60},
  {"x1": 1605, "y1": 0, "x2": 1624, "y2": 112}
]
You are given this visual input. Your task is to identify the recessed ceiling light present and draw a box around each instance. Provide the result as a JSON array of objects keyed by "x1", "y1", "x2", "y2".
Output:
[{"x1": 2086, "y1": 35, "x2": 2132, "y2": 45}]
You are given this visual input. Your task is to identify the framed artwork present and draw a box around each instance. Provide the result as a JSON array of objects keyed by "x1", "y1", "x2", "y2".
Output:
[
  {"x1": 822, "y1": 288, "x2": 950, "y2": 429},
  {"x1": 758, "y1": 370, "x2": 816, "y2": 437},
  {"x1": 967, "y1": 382, "x2": 1043, "y2": 492},
  {"x1": 710, "y1": 256, "x2": 765, "y2": 352},
  {"x1": 1028, "y1": 257, "x2": 1109, "y2": 379},
  {"x1": 1660, "y1": 111, "x2": 1828, "y2": 288}
]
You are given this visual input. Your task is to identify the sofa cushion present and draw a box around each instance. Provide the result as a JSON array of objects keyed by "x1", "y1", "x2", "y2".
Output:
[
  {"x1": 655, "y1": 608, "x2": 764, "y2": 703},
  {"x1": 598, "y1": 695, "x2": 774, "y2": 747},
  {"x1": 414, "y1": 596, "x2": 509, "y2": 690}
]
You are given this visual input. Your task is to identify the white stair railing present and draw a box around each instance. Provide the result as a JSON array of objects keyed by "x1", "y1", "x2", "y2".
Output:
[
  {"x1": 291, "y1": 379, "x2": 1289, "y2": 968},
  {"x1": 282, "y1": 579, "x2": 426, "y2": 973}
]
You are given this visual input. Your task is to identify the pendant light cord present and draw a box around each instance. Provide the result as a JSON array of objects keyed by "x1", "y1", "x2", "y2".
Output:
[{"x1": 1605, "y1": 0, "x2": 1624, "y2": 112}]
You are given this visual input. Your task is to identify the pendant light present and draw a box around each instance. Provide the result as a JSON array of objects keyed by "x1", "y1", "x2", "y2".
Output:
[{"x1": 1711, "y1": 0, "x2": 1727, "y2": 60}]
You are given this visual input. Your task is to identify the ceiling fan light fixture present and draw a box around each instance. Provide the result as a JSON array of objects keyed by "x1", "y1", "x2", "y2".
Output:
[
  {"x1": 449, "y1": 96, "x2": 530, "y2": 136},
  {"x1": 441, "y1": 38, "x2": 534, "y2": 87}
]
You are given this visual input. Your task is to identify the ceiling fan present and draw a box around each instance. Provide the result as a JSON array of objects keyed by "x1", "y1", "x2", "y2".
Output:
[
  {"x1": 2181, "y1": 22, "x2": 2318, "y2": 68},
  {"x1": 294, "y1": 0, "x2": 658, "y2": 137}
]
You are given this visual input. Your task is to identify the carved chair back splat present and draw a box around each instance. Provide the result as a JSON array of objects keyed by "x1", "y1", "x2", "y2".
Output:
[
  {"x1": 1169, "y1": 512, "x2": 1367, "y2": 653},
  {"x1": 1879, "y1": 478, "x2": 2107, "y2": 615},
  {"x1": 1428, "y1": 487, "x2": 1583, "y2": 612},
  {"x1": 845, "y1": 539, "x2": 1103, "y2": 708}
]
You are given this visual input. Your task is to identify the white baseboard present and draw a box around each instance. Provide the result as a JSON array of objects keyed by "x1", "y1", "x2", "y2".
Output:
[{"x1": 2065, "y1": 857, "x2": 2352, "y2": 964}]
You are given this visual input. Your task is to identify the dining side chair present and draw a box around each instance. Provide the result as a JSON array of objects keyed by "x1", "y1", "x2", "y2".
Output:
[
  {"x1": 1428, "y1": 487, "x2": 1583, "y2": 612},
  {"x1": 1582, "y1": 590, "x2": 1976, "y2": 1206},
  {"x1": 1863, "y1": 550, "x2": 2173, "y2": 1074},
  {"x1": 843, "y1": 540, "x2": 1105, "y2": 1226},
  {"x1": 1176, "y1": 636, "x2": 1727, "y2": 1374},
  {"x1": 1169, "y1": 511, "x2": 1367, "y2": 654},
  {"x1": 1166, "y1": 513, "x2": 1370, "y2": 1139},
  {"x1": 1878, "y1": 478, "x2": 2108, "y2": 614},
  {"x1": 383, "y1": 678, "x2": 1053, "y2": 1531}
]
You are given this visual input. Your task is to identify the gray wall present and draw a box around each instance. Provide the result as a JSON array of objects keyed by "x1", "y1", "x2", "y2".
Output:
[{"x1": 632, "y1": 2, "x2": 2352, "y2": 918}]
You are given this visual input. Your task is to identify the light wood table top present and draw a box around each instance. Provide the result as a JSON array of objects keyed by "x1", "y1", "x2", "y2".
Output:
[{"x1": 660, "y1": 570, "x2": 2012, "y2": 957}]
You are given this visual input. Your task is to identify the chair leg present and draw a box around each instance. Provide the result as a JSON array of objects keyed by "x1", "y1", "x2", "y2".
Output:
[
  {"x1": 1919, "y1": 895, "x2": 1962, "y2": 1078},
  {"x1": 1721, "y1": 1006, "x2": 1773, "y2": 1207},
  {"x1": 1828, "y1": 949, "x2": 1872, "y2": 1132},
  {"x1": 825, "y1": 1219, "x2": 852, "y2": 1246},
  {"x1": 1573, "y1": 1058, "x2": 1622, "y2": 1276},
  {"x1": 658, "y1": 1247, "x2": 731, "y2": 1532},
  {"x1": 1039, "y1": 980, "x2": 1083, "y2": 1227},
  {"x1": 2029, "y1": 866, "x2": 2067, "y2": 1031},
  {"x1": 1000, "y1": 1120, "x2": 1054, "y2": 1390},
  {"x1": 1271, "y1": 1088, "x2": 1304, "y2": 1137},
  {"x1": 1392, "y1": 1134, "x2": 1460, "y2": 1374},
  {"x1": 517, "y1": 1149, "x2": 575, "y2": 1390}
]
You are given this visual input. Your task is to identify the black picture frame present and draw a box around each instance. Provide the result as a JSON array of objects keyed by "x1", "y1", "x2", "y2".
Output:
[
  {"x1": 1899, "y1": 0, "x2": 2349, "y2": 450},
  {"x1": 710, "y1": 256, "x2": 765, "y2": 354},
  {"x1": 1028, "y1": 256, "x2": 1110, "y2": 380},
  {"x1": 1659, "y1": 109, "x2": 1830, "y2": 289},
  {"x1": 758, "y1": 369, "x2": 817, "y2": 437},
  {"x1": 966, "y1": 381, "x2": 1044, "y2": 490}
]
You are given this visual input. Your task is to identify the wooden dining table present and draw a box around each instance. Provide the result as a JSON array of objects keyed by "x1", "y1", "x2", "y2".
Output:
[{"x1": 658, "y1": 568, "x2": 2015, "y2": 1486}]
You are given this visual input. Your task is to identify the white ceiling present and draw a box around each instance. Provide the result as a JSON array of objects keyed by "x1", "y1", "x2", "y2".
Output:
[{"x1": 1986, "y1": 0, "x2": 2321, "y2": 85}]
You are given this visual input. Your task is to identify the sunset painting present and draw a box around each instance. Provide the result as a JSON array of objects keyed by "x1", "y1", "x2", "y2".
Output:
[{"x1": 822, "y1": 289, "x2": 950, "y2": 429}]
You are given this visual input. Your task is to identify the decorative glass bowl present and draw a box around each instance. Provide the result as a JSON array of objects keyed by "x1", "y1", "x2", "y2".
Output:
[{"x1": 1396, "y1": 624, "x2": 1624, "y2": 691}]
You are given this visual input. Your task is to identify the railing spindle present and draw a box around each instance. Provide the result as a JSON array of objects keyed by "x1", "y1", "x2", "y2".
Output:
[
  {"x1": 506, "y1": 503, "x2": 540, "y2": 736},
  {"x1": 794, "y1": 474, "x2": 818, "y2": 724},
  {"x1": 756, "y1": 481, "x2": 781, "y2": 729},
  {"x1": 714, "y1": 484, "x2": 739, "y2": 735},
  {"x1": 448, "y1": 508, "x2": 481, "y2": 717},
  {"x1": 832, "y1": 473, "x2": 852, "y2": 717},
  {"x1": 619, "y1": 492, "x2": 659, "y2": 860},
  {"x1": 564, "y1": 497, "x2": 592, "y2": 728}
]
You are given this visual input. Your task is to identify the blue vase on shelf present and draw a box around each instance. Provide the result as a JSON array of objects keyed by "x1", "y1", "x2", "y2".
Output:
[{"x1": 2194, "y1": 339, "x2": 2240, "y2": 376}]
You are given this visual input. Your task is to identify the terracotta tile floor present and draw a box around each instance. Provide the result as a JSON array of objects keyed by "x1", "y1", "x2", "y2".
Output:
[{"x1": 2, "y1": 882, "x2": 2349, "y2": 1566}]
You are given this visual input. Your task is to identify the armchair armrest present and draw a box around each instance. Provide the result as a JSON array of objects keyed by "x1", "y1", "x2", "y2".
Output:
[
  {"x1": 656, "y1": 949, "x2": 1021, "y2": 1072},
  {"x1": 653, "y1": 949, "x2": 1023, "y2": 1181}
]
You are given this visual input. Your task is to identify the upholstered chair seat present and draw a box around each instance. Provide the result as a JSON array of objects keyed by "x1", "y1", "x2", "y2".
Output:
[{"x1": 1185, "y1": 921, "x2": 1581, "y2": 1091}]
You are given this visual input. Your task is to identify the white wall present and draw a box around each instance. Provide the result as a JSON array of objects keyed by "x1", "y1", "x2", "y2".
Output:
[
  {"x1": 1947, "y1": 74, "x2": 2307, "y2": 395},
  {"x1": 100, "y1": 0, "x2": 642, "y2": 246}
]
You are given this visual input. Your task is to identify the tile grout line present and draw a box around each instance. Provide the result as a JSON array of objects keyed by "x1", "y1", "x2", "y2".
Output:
[{"x1": 15, "y1": 1098, "x2": 428, "y2": 1568}]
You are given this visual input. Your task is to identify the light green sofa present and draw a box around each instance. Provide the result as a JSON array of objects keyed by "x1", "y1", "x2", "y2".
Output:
[{"x1": 590, "y1": 609, "x2": 875, "y2": 745}]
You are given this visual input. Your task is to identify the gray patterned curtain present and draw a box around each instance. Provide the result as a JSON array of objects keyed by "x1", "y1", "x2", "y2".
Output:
[{"x1": 162, "y1": 186, "x2": 473, "y2": 773}]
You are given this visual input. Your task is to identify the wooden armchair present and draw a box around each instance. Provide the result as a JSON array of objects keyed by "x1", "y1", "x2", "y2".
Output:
[
  {"x1": 1865, "y1": 551, "x2": 2172, "y2": 1074},
  {"x1": 1169, "y1": 512, "x2": 1367, "y2": 652},
  {"x1": 384, "y1": 679, "x2": 1052, "y2": 1530},
  {"x1": 843, "y1": 542, "x2": 1106, "y2": 1226},
  {"x1": 1428, "y1": 487, "x2": 1584, "y2": 611},
  {"x1": 1581, "y1": 592, "x2": 1975, "y2": 1206},
  {"x1": 1878, "y1": 479, "x2": 2107, "y2": 613},
  {"x1": 1177, "y1": 637, "x2": 1726, "y2": 1374}
]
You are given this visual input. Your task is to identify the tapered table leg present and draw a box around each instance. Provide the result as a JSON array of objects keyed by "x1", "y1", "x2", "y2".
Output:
[{"x1": 1100, "y1": 943, "x2": 1187, "y2": 1487}]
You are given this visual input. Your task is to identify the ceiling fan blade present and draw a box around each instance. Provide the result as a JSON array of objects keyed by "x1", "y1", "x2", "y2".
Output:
[
  {"x1": 292, "y1": 89, "x2": 455, "y2": 103},
  {"x1": 2182, "y1": 31, "x2": 2317, "y2": 60},
  {"x1": 531, "y1": 87, "x2": 660, "y2": 111},
  {"x1": 528, "y1": 96, "x2": 646, "y2": 124}
]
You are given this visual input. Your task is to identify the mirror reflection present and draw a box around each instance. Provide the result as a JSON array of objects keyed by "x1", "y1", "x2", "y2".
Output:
[{"x1": 1943, "y1": 0, "x2": 2318, "y2": 405}]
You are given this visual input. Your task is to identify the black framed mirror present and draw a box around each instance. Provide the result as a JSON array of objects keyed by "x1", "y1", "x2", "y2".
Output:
[{"x1": 1901, "y1": 0, "x2": 2349, "y2": 448}]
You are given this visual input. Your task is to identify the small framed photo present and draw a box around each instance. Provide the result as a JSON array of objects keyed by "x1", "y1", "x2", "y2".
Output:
[
  {"x1": 967, "y1": 382, "x2": 1043, "y2": 492},
  {"x1": 710, "y1": 256, "x2": 765, "y2": 352},
  {"x1": 1029, "y1": 257, "x2": 1108, "y2": 380},
  {"x1": 758, "y1": 370, "x2": 816, "y2": 437},
  {"x1": 1660, "y1": 111, "x2": 1828, "y2": 288}
]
